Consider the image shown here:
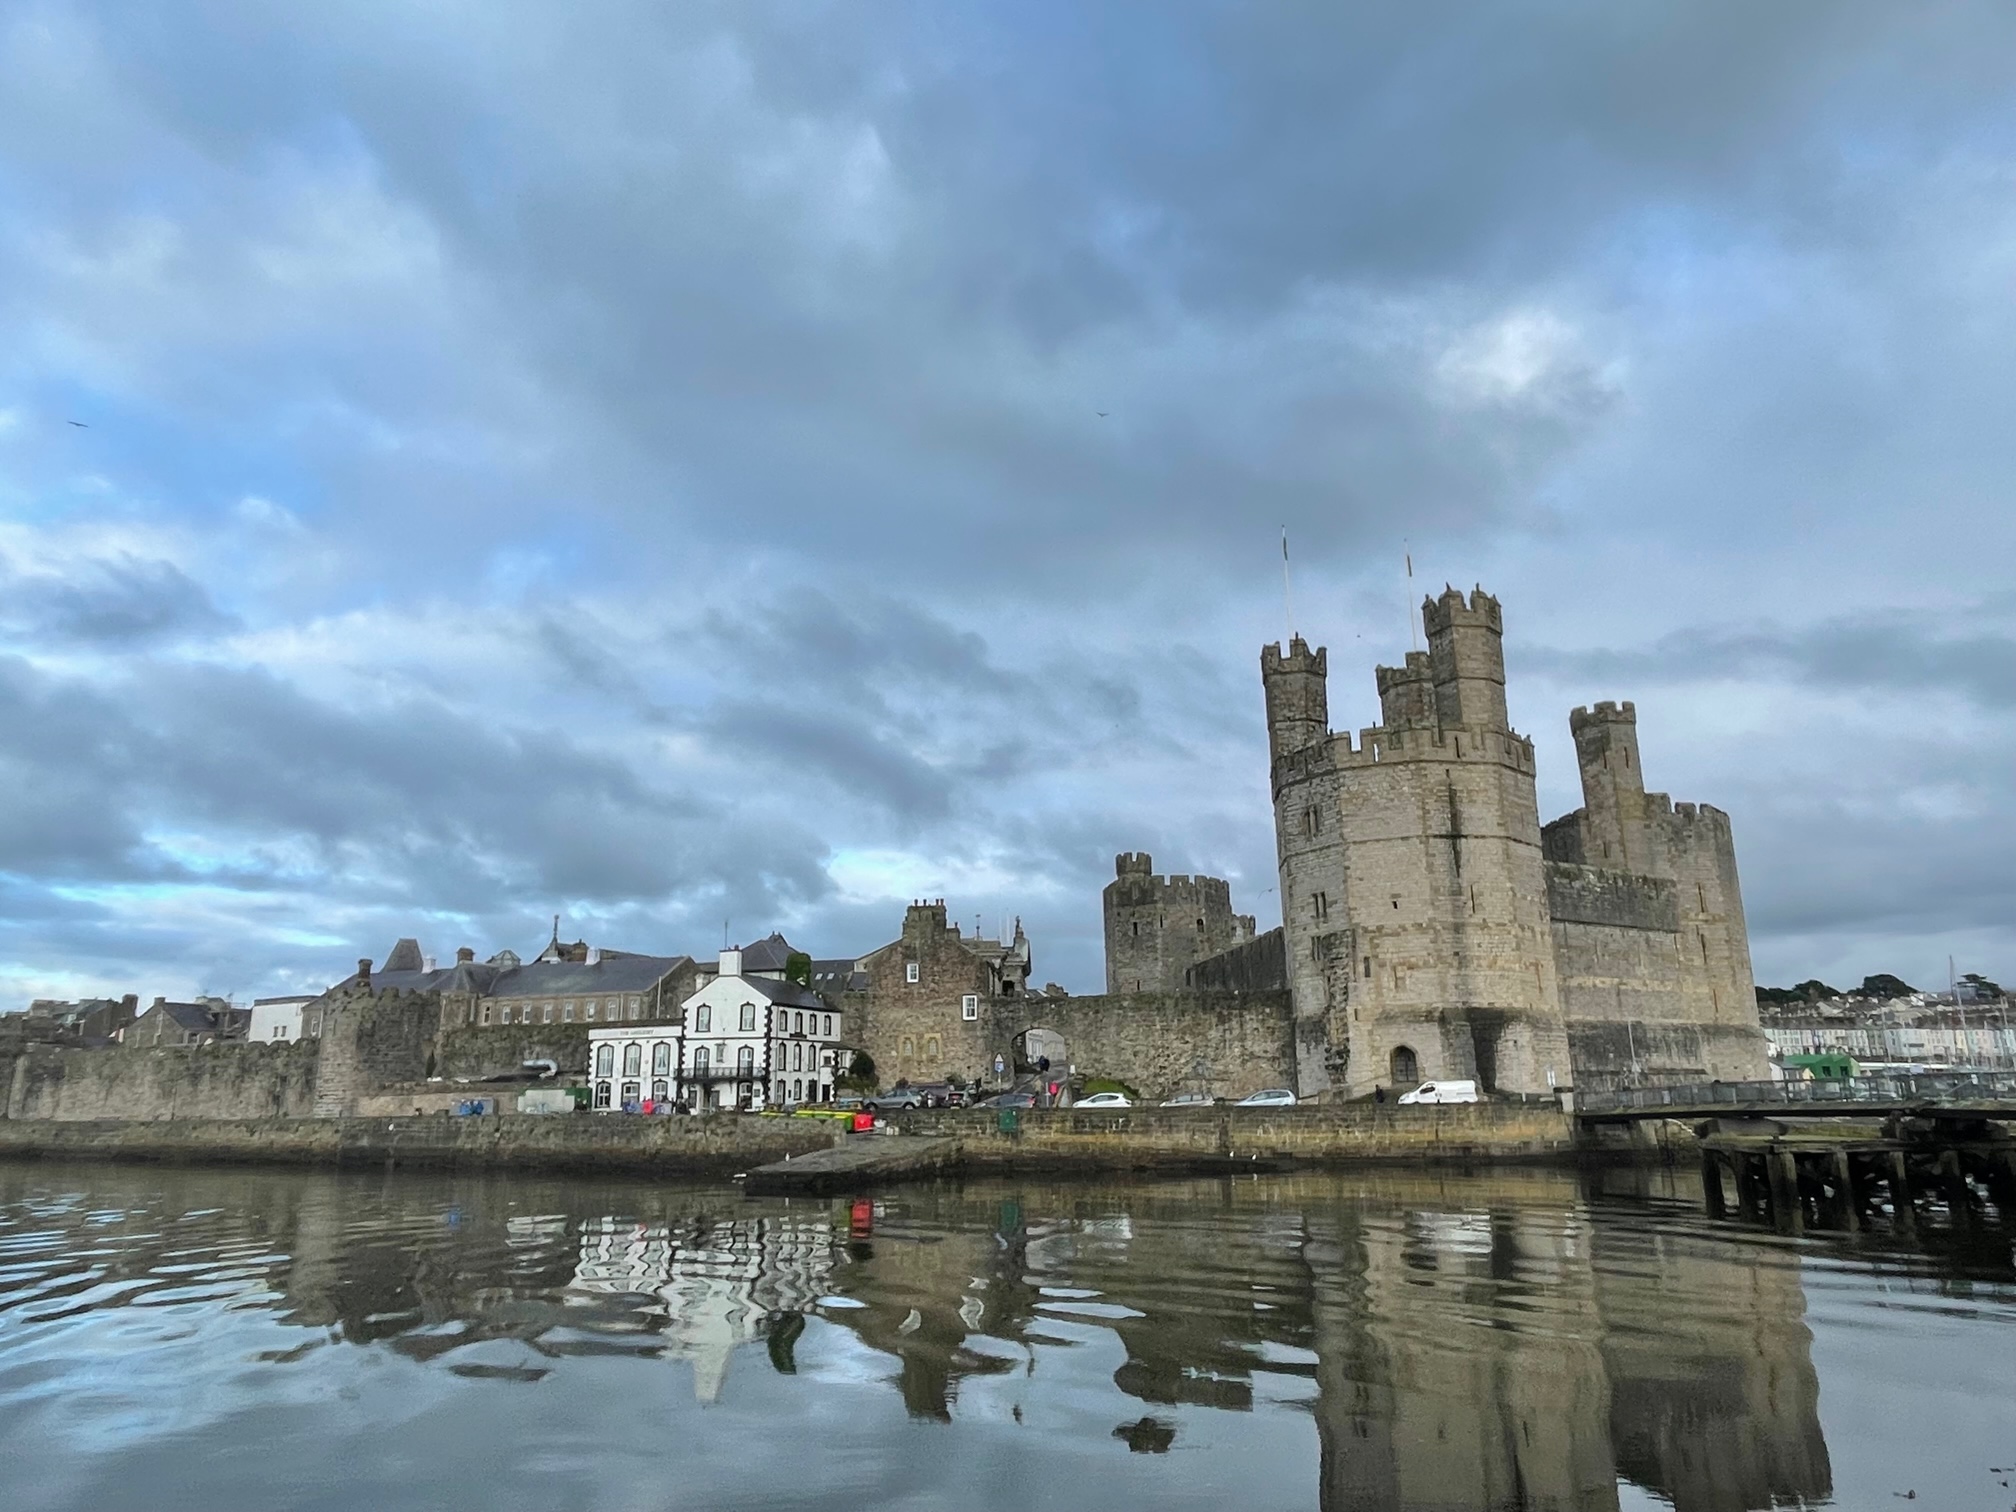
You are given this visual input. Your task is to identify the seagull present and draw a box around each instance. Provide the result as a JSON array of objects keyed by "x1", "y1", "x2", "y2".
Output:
[
  {"x1": 1095, "y1": 411, "x2": 1108, "y2": 418},
  {"x1": 67, "y1": 420, "x2": 88, "y2": 427}
]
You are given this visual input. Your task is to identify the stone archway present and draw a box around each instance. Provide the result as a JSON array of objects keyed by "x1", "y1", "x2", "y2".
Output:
[
  {"x1": 1389, "y1": 1044, "x2": 1419, "y2": 1088},
  {"x1": 1013, "y1": 1026, "x2": 1067, "y2": 1075}
]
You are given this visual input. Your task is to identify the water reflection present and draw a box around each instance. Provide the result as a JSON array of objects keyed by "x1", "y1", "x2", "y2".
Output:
[{"x1": 0, "y1": 1161, "x2": 2010, "y2": 1512}]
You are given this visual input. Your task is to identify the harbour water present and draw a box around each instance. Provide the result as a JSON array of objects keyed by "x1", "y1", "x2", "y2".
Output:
[{"x1": 0, "y1": 1160, "x2": 2010, "y2": 1511}]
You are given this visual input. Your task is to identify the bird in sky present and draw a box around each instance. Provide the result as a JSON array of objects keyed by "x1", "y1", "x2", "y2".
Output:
[
  {"x1": 1095, "y1": 411, "x2": 1107, "y2": 418},
  {"x1": 67, "y1": 420, "x2": 88, "y2": 427}
]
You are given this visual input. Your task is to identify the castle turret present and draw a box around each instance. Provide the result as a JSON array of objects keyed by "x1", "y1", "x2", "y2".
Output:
[
  {"x1": 1104, "y1": 854, "x2": 1254, "y2": 994},
  {"x1": 1261, "y1": 637, "x2": 1329, "y2": 762},
  {"x1": 1569, "y1": 701, "x2": 1654, "y2": 873},
  {"x1": 1423, "y1": 587, "x2": 1508, "y2": 730},
  {"x1": 1374, "y1": 650, "x2": 1435, "y2": 728}
]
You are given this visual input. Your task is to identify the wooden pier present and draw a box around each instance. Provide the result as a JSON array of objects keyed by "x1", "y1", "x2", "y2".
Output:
[{"x1": 1697, "y1": 1116, "x2": 2016, "y2": 1231}]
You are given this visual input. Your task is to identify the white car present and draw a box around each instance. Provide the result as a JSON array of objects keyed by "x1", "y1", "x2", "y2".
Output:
[
  {"x1": 1235, "y1": 1088, "x2": 1299, "y2": 1106},
  {"x1": 1397, "y1": 1079, "x2": 1480, "y2": 1105},
  {"x1": 1074, "y1": 1091, "x2": 1133, "y2": 1109}
]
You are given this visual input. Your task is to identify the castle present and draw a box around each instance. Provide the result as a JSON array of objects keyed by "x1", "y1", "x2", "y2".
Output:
[{"x1": 1261, "y1": 585, "x2": 1767, "y2": 1096}]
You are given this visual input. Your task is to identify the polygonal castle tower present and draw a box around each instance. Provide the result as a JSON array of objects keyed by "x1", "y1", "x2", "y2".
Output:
[
  {"x1": 1262, "y1": 586, "x2": 1766, "y2": 1098},
  {"x1": 1102, "y1": 853, "x2": 1257, "y2": 994}
]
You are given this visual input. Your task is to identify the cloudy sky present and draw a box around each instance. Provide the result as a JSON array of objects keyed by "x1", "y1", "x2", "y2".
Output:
[{"x1": 3, "y1": 1, "x2": 2013, "y2": 1005}]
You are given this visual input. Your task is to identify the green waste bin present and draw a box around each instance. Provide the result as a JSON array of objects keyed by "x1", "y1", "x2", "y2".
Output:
[{"x1": 997, "y1": 1108, "x2": 1021, "y2": 1136}]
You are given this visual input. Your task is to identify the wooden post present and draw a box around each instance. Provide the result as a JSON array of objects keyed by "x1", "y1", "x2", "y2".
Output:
[
  {"x1": 1938, "y1": 1148, "x2": 1974, "y2": 1227},
  {"x1": 1767, "y1": 1146, "x2": 1803, "y2": 1233},
  {"x1": 1702, "y1": 1149, "x2": 1727, "y2": 1218},
  {"x1": 1886, "y1": 1150, "x2": 1917, "y2": 1236},
  {"x1": 1734, "y1": 1150, "x2": 1763, "y2": 1215},
  {"x1": 1828, "y1": 1147, "x2": 1859, "y2": 1232}
]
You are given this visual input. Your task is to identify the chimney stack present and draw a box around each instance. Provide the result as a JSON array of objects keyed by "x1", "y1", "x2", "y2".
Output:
[
  {"x1": 719, "y1": 946, "x2": 743, "y2": 978},
  {"x1": 456, "y1": 947, "x2": 475, "y2": 964},
  {"x1": 357, "y1": 958, "x2": 372, "y2": 984},
  {"x1": 586, "y1": 945, "x2": 602, "y2": 966}
]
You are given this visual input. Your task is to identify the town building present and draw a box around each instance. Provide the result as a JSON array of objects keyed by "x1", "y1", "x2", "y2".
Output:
[
  {"x1": 1, "y1": 995, "x2": 139, "y2": 1047},
  {"x1": 125, "y1": 997, "x2": 249, "y2": 1047},
  {"x1": 249, "y1": 995, "x2": 320, "y2": 1042},
  {"x1": 587, "y1": 947, "x2": 843, "y2": 1112},
  {"x1": 849, "y1": 902, "x2": 1033, "y2": 1087},
  {"x1": 1262, "y1": 586, "x2": 1769, "y2": 1097},
  {"x1": 331, "y1": 930, "x2": 699, "y2": 1035}
]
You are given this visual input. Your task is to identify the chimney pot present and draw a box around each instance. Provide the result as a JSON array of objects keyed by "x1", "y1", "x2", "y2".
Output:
[
  {"x1": 357, "y1": 958, "x2": 372, "y2": 982},
  {"x1": 456, "y1": 947, "x2": 474, "y2": 964}
]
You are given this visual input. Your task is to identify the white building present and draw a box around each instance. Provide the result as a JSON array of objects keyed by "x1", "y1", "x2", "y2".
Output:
[
  {"x1": 247, "y1": 995, "x2": 320, "y2": 1042},
  {"x1": 586, "y1": 946, "x2": 846, "y2": 1112}
]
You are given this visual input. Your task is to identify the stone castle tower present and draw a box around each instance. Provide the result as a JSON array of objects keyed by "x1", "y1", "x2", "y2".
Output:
[
  {"x1": 1102, "y1": 853, "x2": 1256, "y2": 994},
  {"x1": 1263, "y1": 586, "x2": 1765, "y2": 1097}
]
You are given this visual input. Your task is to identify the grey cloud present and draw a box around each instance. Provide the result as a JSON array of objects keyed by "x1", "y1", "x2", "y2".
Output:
[
  {"x1": 0, "y1": 553, "x2": 237, "y2": 648},
  {"x1": 1520, "y1": 605, "x2": 2016, "y2": 709}
]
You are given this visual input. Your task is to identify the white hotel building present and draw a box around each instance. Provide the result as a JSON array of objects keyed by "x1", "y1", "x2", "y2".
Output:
[{"x1": 587, "y1": 946, "x2": 845, "y2": 1112}]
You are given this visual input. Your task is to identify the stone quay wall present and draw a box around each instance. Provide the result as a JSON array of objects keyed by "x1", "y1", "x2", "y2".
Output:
[
  {"x1": 0, "y1": 1102, "x2": 1598, "y2": 1179},
  {"x1": 0, "y1": 1041, "x2": 321, "y2": 1122},
  {"x1": 0, "y1": 1112, "x2": 836, "y2": 1177},
  {"x1": 903, "y1": 1101, "x2": 1581, "y2": 1171}
]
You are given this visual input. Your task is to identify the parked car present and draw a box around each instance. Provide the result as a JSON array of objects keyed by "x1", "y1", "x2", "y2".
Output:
[
  {"x1": 974, "y1": 1090, "x2": 1037, "y2": 1109},
  {"x1": 1398, "y1": 1079, "x2": 1479, "y2": 1105},
  {"x1": 1074, "y1": 1091, "x2": 1132, "y2": 1109},
  {"x1": 1235, "y1": 1088, "x2": 1299, "y2": 1106},
  {"x1": 1159, "y1": 1091, "x2": 1215, "y2": 1108},
  {"x1": 831, "y1": 1090, "x2": 866, "y2": 1111},
  {"x1": 864, "y1": 1086, "x2": 928, "y2": 1112}
]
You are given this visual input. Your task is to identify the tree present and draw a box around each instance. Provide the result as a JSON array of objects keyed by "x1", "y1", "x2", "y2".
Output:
[
  {"x1": 1856, "y1": 973, "x2": 1916, "y2": 1000},
  {"x1": 785, "y1": 951, "x2": 813, "y2": 987}
]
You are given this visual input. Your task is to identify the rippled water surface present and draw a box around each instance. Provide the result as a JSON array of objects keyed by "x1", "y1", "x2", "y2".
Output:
[{"x1": 1, "y1": 1160, "x2": 2012, "y2": 1511}]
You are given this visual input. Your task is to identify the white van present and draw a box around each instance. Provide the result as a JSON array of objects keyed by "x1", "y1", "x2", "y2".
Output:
[{"x1": 1398, "y1": 1079, "x2": 1479, "y2": 1105}]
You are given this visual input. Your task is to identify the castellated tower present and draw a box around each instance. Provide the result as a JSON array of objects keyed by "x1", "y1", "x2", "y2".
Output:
[
  {"x1": 1265, "y1": 587, "x2": 1571, "y2": 1098},
  {"x1": 1542, "y1": 700, "x2": 1765, "y2": 1085},
  {"x1": 1103, "y1": 853, "x2": 1257, "y2": 994}
]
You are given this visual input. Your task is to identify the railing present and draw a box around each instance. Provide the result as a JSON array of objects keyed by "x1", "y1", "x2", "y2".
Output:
[
  {"x1": 1575, "y1": 1070, "x2": 2016, "y2": 1116},
  {"x1": 685, "y1": 1064, "x2": 759, "y2": 1084}
]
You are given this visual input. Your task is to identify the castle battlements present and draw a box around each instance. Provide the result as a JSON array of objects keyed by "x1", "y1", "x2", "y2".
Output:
[{"x1": 1257, "y1": 581, "x2": 1764, "y2": 1100}]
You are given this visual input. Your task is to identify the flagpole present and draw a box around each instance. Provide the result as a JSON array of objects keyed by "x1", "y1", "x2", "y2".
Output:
[{"x1": 1281, "y1": 527, "x2": 1296, "y2": 641}]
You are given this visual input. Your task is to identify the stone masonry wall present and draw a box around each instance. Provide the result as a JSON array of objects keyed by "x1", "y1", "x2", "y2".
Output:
[
  {"x1": 0, "y1": 1041, "x2": 320, "y2": 1122},
  {"x1": 312, "y1": 986, "x2": 440, "y2": 1117},
  {"x1": 1185, "y1": 927, "x2": 1288, "y2": 992},
  {"x1": 435, "y1": 1023, "x2": 594, "y2": 1082},
  {"x1": 1102, "y1": 853, "x2": 1255, "y2": 994},
  {"x1": 991, "y1": 990, "x2": 1296, "y2": 1100}
]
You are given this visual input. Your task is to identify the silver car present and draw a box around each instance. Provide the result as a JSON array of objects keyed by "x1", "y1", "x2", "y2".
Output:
[{"x1": 1234, "y1": 1088, "x2": 1299, "y2": 1106}]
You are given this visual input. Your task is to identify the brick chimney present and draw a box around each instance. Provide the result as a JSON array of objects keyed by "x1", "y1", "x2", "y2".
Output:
[
  {"x1": 456, "y1": 947, "x2": 475, "y2": 964},
  {"x1": 357, "y1": 958, "x2": 372, "y2": 984}
]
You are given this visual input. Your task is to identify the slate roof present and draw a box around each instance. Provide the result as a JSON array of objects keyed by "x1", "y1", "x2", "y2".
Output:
[
  {"x1": 731, "y1": 975, "x2": 830, "y2": 1011},
  {"x1": 334, "y1": 953, "x2": 694, "y2": 1002},
  {"x1": 738, "y1": 933, "x2": 798, "y2": 972}
]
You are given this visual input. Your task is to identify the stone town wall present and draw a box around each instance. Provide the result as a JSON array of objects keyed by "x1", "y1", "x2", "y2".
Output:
[
  {"x1": 434, "y1": 1023, "x2": 593, "y2": 1082},
  {"x1": 310, "y1": 986, "x2": 441, "y2": 1117},
  {"x1": 0, "y1": 1041, "x2": 320, "y2": 1122},
  {"x1": 1184, "y1": 926, "x2": 1287, "y2": 992},
  {"x1": 991, "y1": 990, "x2": 1296, "y2": 1100},
  {"x1": 856, "y1": 984, "x2": 1297, "y2": 1102}
]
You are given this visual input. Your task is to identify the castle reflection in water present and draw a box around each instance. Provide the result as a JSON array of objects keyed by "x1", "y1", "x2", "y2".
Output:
[{"x1": 540, "y1": 1170, "x2": 1829, "y2": 1512}]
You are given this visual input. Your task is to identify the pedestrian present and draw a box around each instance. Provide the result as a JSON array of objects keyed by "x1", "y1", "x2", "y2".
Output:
[{"x1": 1373, "y1": 1084, "x2": 1386, "y2": 1104}]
